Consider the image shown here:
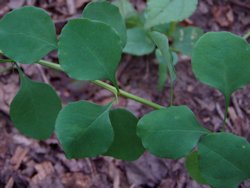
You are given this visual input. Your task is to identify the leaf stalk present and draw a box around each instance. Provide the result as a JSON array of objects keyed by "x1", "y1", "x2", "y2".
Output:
[{"x1": 0, "y1": 54, "x2": 164, "y2": 110}]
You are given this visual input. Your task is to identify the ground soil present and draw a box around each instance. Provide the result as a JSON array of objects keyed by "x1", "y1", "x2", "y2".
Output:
[{"x1": 0, "y1": 0, "x2": 250, "y2": 187}]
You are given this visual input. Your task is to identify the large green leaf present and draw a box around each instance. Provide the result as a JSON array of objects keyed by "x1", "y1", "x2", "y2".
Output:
[
  {"x1": 123, "y1": 27, "x2": 155, "y2": 56},
  {"x1": 192, "y1": 32, "x2": 250, "y2": 102},
  {"x1": 145, "y1": 0, "x2": 198, "y2": 28},
  {"x1": 198, "y1": 133, "x2": 250, "y2": 188},
  {"x1": 185, "y1": 151, "x2": 207, "y2": 184},
  {"x1": 58, "y1": 18, "x2": 122, "y2": 86},
  {"x1": 55, "y1": 101, "x2": 113, "y2": 159},
  {"x1": 173, "y1": 26, "x2": 203, "y2": 56},
  {"x1": 150, "y1": 31, "x2": 176, "y2": 81},
  {"x1": 82, "y1": 1, "x2": 127, "y2": 47},
  {"x1": 105, "y1": 109, "x2": 144, "y2": 161},
  {"x1": 10, "y1": 69, "x2": 61, "y2": 140},
  {"x1": 0, "y1": 6, "x2": 57, "y2": 64},
  {"x1": 137, "y1": 106, "x2": 209, "y2": 159}
]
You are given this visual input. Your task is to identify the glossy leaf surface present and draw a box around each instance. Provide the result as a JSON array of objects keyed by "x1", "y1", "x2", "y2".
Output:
[
  {"x1": 82, "y1": 1, "x2": 127, "y2": 47},
  {"x1": 10, "y1": 70, "x2": 61, "y2": 140},
  {"x1": 192, "y1": 32, "x2": 250, "y2": 100},
  {"x1": 55, "y1": 101, "x2": 113, "y2": 159},
  {"x1": 105, "y1": 109, "x2": 144, "y2": 161},
  {"x1": 145, "y1": 0, "x2": 198, "y2": 28},
  {"x1": 198, "y1": 133, "x2": 250, "y2": 188},
  {"x1": 58, "y1": 18, "x2": 122, "y2": 85},
  {"x1": 0, "y1": 6, "x2": 57, "y2": 64},
  {"x1": 137, "y1": 106, "x2": 209, "y2": 159},
  {"x1": 123, "y1": 27, "x2": 155, "y2": 56}
]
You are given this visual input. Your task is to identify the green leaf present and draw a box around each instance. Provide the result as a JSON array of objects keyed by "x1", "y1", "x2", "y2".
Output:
[
  {"x1": 145, "y1": 0, "x2": 198, "y2": 28},
  {"x1": 185, "y1": 151, "x2": 207, "y2": 184},
  {"x1": 10, "y1": 69, "x2": 61, "y2": 140},
  {"x1": 0, "y1": 6, "x2": 57, "y2": 64},
  {"x1": 156, "y1": 50, "x2": 179, "y2": 90},
  {"x1": 137, "y1": 106, "x2": 209, "y2": 159},
  {"x1": 105, "y1": 109, "x2": 144, "y2": 161},
  {"x1": 82, "y1": 1, "x2": 127, "y2": 47},
  {"x1": 152, "y1": 24, "x2": 170, "y2": 34},
  {"x1": 123, "y1": 27, "x2": 155, "y2": 56},
  {"x1": 112, "y1": 0, "x2": 137, "y2": 20},
  {"x1": 55, "y1": 101, "x2": 113, "y2": 159},
  {"x1": 192, "y1": 32, "x2": 250, "y2": 101},
  {"x1": 156, "y1": 49, "x2": 168, "y2": 90},
  {"x1": 173, "y1": 26, "x2": 203, "y2": 56},
  {"x1": 113, "y1": 0, "x2": 141, "y2": 27},
  {"x1": 150, "y1": 31, "x2": 176, "y2": 81},
  {"x1": 58, "y1": 18, "x2": 122, "y2": 85},
  {"x1": 198, "y1": 133, "x2": 250, "y2": 188}
]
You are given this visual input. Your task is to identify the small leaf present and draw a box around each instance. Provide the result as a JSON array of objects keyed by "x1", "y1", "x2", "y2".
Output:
[
  {"x1": 150, "y1": 31, "x2": 176, "y2": 81},
  {"x1": 58, "y1": 18, "x2": 122, "y2": 85},
  {"x1": 137, "y1": 106, "x2": 209, "y2": 159},
  {"x1": 105, "y1": 109, "x2": 144, "y2": 161},
  {"x1": 10, "y1": 70, "x2": 61, "y2": 140},
  {"x1": 113, "y1": 0, "x2": 137, "y2": 20},
  {"x1": 123, "y1": 27, "x2": 155, "y2": 56},
  {"x1": 185, "y1": 151, "x2": 207, "y2": 184},
  {"x1": 82, "y1": 1, "x2": 127, "y2": 47},
  {"x1": 173, "y1": 26, "x2": 203, "y2": 56},
  {"x1": 0, "y1": 6, "x2": 57, "y2": 64},
  {"x1": 156, "y1": 49, "x2": 168, "y2": 90},
  {"x1": 156, "y1": 50, "x2": 179, "y2": 90},
  {"x1": 145, "y1": 0, "x2": 198, "y2": 28},
  {"x1": 112, "y1": 0, "x2": 141, "y2": 27},
  {"x1": 55, "y1": 101, "x2": 113, "y2": 159},
  {"x1": 192, "y1": 32, "x2": 250, "y2": 101},
  {"x1": 198, "y1": 133, "x2": 250, "y2": 188}
]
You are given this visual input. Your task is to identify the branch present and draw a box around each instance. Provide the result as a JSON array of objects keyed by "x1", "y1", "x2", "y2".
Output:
[{"x1": 0, "y1": 53, "x2": 164, "y2": 110}]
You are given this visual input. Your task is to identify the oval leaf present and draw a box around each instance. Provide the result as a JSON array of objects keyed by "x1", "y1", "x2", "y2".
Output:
[
  {"x1": 145, "y1": 0, "x2": 198, "y2": 28},
  {"x1": 198, "y1": 133, "x2": 250, "y2": 188},
  {"x1": 105, "y1": 109, "x2": 144, "y2": 161},
  {"x1": 55, "y1": 101, "x2": 113, "y2": 159},
  {"x1": 10, "y1": 70, "x2": 61, "y2": 140},
  {"x1": 58, "y1": 18, "x2": 122, "y2": 85},
  {"x1": 137, "y1": 106, "x2": 209, "y2": 159},
  {"x1": 82, "y1": 1, "x2": 127, "y2": 47},
  {"x1": 192, "y1": 32, "x2": 250, "y2": 100},
  {"x1": 123, "y1": 27, "x2": 155, "y2": 56},
  {"x1": 0, "y1": 6, "x2": 57, "y2": 64}
]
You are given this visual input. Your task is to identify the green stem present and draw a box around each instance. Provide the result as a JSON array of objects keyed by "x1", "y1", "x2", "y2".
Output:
[
  {"x1": 0, "y1": 59, "x2": 15, "y2": 63},
  {"x1": 243, "y1": 31, "x2": 250, "y2": 40},
  {"x1": 222, "y1": 96, "x2": 230, "y2": 131},
  {"x1": 169, "y1": 80, "x2": 174, "y2": 106},
  {"x1": 0, "y1": 50, "x2": 164, "y2": 109},
  {"x1": 167, "y1": 22, "x2": 177, "y2": 36},
  {"x1": 37, "y1": 60, "x2": 164, "y2": 110}
]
